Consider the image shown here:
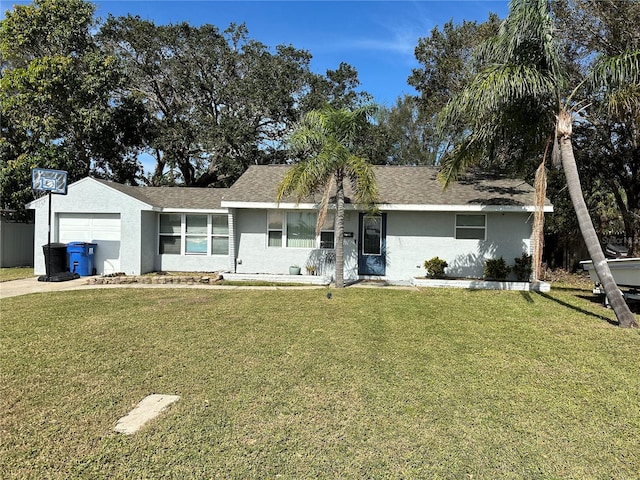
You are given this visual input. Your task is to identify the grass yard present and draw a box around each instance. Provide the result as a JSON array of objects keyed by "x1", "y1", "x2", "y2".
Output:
[
  {"x1": 0, "y1": 267, "x2": 34, "y2": 282},
  {"x1": 1, "y1": 285, "x2": 639, "y2": 479}
]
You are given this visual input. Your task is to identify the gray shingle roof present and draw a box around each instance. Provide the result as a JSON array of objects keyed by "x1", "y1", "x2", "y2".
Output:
[
  {"x1": 93, "y1": 165, "x2": 550, "y2": 210},
  {"x1": 225, "y1": 165, "x2": 549, "y2": 208},
  {"x1": 94, "y1": 178, "x2": 227, "y2": 209}
]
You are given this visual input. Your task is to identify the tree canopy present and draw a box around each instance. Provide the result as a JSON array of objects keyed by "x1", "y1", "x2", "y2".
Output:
[
  {"x1": 1, "y1": 0, "x2": 372, "y2": 214},
  {"x1": 406, "y1": 0, "x2": 640, "y2": 260},
  {"x1": 1, "y1": 0, "x2": 145, "y2": 216}
]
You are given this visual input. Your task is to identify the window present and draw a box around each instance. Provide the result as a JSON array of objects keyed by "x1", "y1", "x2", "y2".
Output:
[
  {"x1": 268, "y1": 211, "x2": 283, "y2": 247},
  {"x1": 268, "y1": 210, "x2": 332, "y2": 248},
  {"x1": 363, "y1": 215, "x2": 382, "y2": 255},
  {"x1": 159, "y1": 214, "x2": 181, "y2": 254},
  {"x1": 211, "y1": 214, "x2": 229, "y2": 255},
  {"x1": 287, "y1": 211, "x2": 316, "y2": 248},
  {"x1": 455, "y1": 214, "x2": 486, "y2": 240},
  {"x1": 320, "y1": 212, "x2": 335, "y2": 249},
  {"x1": 159, "y1": 213, "x2": 229, "y2": 255},
  {"x1": 186, "y1": 215, "x2": 207, "y2": 254}
]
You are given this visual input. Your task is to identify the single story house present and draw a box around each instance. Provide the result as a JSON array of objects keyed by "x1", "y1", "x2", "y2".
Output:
[{"x1": 27, "y1": 165, "x2": 552, "y2": 282}]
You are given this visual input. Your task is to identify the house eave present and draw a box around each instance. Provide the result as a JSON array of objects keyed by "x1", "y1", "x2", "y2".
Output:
[
  {"x1": 221, "y1": 201, "x2": 343, "y2": 210},
  {"x1": 154, "y1": 207, "x2": 229, "y2": 214},
  {"x1": 378, "y1": 204, "x2": 553, "y2": 213},
  {"x1": 221, "y1": 200, "x2": 553, "y2": 213}
]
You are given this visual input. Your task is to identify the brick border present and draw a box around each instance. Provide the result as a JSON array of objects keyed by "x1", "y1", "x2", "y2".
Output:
[{"x1": 86, "y1": 274, "x2": 223, "y2": 285}]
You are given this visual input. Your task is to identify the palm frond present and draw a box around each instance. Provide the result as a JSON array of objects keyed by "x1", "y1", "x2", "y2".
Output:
[
  {"x1": 588, "y1": 50, "x2": 640, "y2": 117},
  {"x1": 477, "y1": 0, "x2": 560, "y2": 77},
  {"x1": 589, "y1": 50, "x2": 640, "y2": 90},
  {"x1": 437, "y1": 137, "x2": 487, "y2": 189},
  {"x1": 604, "y1": 84, "x2": 640, "y2": 118},
  {"x1": 276, "y1": 159, "x2": 332, "y2": 204},
  {"x1": 439, "y1": 64, "x2": 556, "y2": 133},
  {"x1": 345, "y1": 155, "x2": 379, "y2": 211},
  {"x1": 279, "y1": 104, "x2": 379, "y2": 206},
  {"x1": 315, "y1": 175, "x2": 335, "y2": 235}
]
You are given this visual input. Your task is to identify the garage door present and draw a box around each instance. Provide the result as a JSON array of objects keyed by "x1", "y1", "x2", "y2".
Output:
[{"x1": 57, "y1": 213, "x2": 121, "y2": 274}]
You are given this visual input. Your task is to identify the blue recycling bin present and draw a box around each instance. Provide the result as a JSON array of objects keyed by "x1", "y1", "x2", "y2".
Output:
[{"x1": 67, "y1": 242, "x2": 97, "y2": 276}]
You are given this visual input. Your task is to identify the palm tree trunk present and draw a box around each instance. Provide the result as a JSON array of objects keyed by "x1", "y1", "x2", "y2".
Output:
[
  {"x1": 557, "y1": 111, "x2": 638, "y2": 328},
  {"x1": 532, "y1": 160, "x2": 547, "y2": 281},
  {"x1": 334, "y1": 170, "x2": 345, "y2": 288}
]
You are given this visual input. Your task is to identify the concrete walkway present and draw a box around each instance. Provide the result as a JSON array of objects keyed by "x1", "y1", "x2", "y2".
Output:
[{"x1": 0, "y1": 276, "x2": 90, "y2": 299}]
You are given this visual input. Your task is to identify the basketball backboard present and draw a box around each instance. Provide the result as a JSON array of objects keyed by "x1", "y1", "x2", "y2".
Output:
[{"x1": 32, "y1": 168, "x2": 68, "y2": 195}]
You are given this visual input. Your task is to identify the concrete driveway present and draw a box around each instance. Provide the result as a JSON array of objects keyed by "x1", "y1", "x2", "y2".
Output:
[{"x1": 0, "y1": 276, "x2": 89, "y2": 299}]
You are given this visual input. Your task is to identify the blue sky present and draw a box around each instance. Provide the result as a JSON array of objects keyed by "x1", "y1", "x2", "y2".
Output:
[{"x1": 4, "y1": 0, "x2": 509, "y2": 106}]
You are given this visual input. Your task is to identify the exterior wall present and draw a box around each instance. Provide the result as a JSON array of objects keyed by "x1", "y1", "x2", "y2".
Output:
[
  {"x1": 0, "y1": 218, "x2": 35, "y2": 267},
  {"x1": 384, "y1": 211, "x2": 452, "y2": 280},
  {"x1": 235, "y1": 209, "x2": 306, "y2": 275},
  {"x1": 227, "y1": 209, "x2": 237, "y2": 272},
  {"x1": 234, "y1": 208, "x2": 359, "y2": 280},
  {"x1": 156, "y1": 252, "x2": 230, "y2": 272},
  {"x1": 154, "y1": 212, "x2": 231, "y2": 273},
  {"x1": 140, "y1": 211, "x2": 157, "y2": 274},
  {"x1": 234, "y1": 208, "x2": 533, "y2": 282},
  {"x1": 27, "y1": 178, "x2": 535, "y2": 280},
  {"x1": 29, "y1": 179, "x2": 231, "y2": 276},
  {"x1": 29, "y1": 179, "x2": 148, "y2": 275},
  {"x1": 484, "y1": 212, "x2": 533, "y2": 275},
  {"x1": 384, "y1": 210, "x2": 532, "y2": 280}
]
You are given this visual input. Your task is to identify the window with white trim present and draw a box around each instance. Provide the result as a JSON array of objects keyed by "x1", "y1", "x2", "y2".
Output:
[
  {"x1": 186, "y1": 215, "x2": 207, "y2": 254},
  {"x1": 159, "y1": 213, "x2": 229, "y2": 255},
  {"x1": 286, "y1": 211, "x2": 316, "y2": 248},
  {"x1": 455, "y1": 214, "x2": 486, "y2": 240},
  {"x1": 267, "y1": 210, "x2": 335, "y2": 248},
  {"x1": 319, "y1": 212, "x2": 335, "y2": 249},
  {"x1": 159, "y1": 214, "x2": 182, "y2": 254},
  {"x1": 267, "y1": 211, "x2": 284, "y2": 247},
  {"x1": 211, "y1": 214, "x2": 229, "y2": 255}
]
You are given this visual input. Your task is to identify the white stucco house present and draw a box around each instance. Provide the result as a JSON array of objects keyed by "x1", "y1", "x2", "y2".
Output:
[{"x1": 27, "y1": 165, "x2": 552, "y2": 282}]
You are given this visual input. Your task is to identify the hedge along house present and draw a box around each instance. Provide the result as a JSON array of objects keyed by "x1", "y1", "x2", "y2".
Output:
[
  {"x1": 27, "y1": 165, "x2": 552, "y2": 281},
  {"x1": 222, "y1": 165, "x2": 552, "y2": 282}
]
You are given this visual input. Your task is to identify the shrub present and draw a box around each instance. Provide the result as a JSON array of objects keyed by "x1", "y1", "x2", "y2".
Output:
[
  {"x1": 484, "y1": 257, "x2": 510, "y2": 281},
  {"x1": 513, "y1": 253, "x2": 532, "y2": 281},
  {"x1": 423, "y1": 256, "x2": 448, "y2": 279}
]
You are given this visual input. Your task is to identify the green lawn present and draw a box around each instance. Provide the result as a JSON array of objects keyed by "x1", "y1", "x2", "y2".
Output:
[
  {"x1": 0, "y1": 267, "x2": 34, "y2": 282},
  {"x1": 1, "y1": 285, "x2": 639, "y2": 479}
]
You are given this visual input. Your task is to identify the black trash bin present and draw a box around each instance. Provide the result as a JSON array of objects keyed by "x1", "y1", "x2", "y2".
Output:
[
  {"x1": 42, "y1": 243, "x2": 68, "y2": 276},
  {"x1": 39, "y1": 243, "x2": 78, "y2": 282}
]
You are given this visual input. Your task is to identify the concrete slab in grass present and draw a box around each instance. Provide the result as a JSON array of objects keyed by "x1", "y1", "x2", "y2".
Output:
[{"x1": 115, "y1": 394, "x2": 180, "y2": 434}]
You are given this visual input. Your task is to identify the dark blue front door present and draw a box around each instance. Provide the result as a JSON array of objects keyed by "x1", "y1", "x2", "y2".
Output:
[{"x1": 358, "y1": 213, "x2": 386, "y2": 276}]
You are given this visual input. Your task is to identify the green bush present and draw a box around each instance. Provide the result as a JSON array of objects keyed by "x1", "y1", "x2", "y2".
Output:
[
  {"x1": 484, "y1": 257, "x2": 510, "y2": 281},
  {"x1": 513, "y1": 253, "x2": 532, "y2": 281},
  {"x1": 423, "y1": 256, "x2": 448, "y2": 279}
]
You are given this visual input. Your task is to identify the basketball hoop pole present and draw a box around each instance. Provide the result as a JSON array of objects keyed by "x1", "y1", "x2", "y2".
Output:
[{"x1": 47, "y1": 191, "x2": 52, "y2": 281}]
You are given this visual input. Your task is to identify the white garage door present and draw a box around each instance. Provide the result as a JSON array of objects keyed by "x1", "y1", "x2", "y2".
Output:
[{"x1": 57, "y1": 213, "x2": 121, "y2": 274}]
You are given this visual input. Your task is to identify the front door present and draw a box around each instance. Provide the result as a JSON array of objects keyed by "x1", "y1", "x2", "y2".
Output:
[{"x1": 358, "y1": 213, "x2": 386, "y2": 276}]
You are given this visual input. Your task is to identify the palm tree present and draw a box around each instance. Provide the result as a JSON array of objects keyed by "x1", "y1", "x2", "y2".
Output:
[
  {"x1": 436, "y1": 0, "x2": 638, "y2": 327},
  {"x1": 277, "y1": 105, "x2": 379, "y2": 288}
]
